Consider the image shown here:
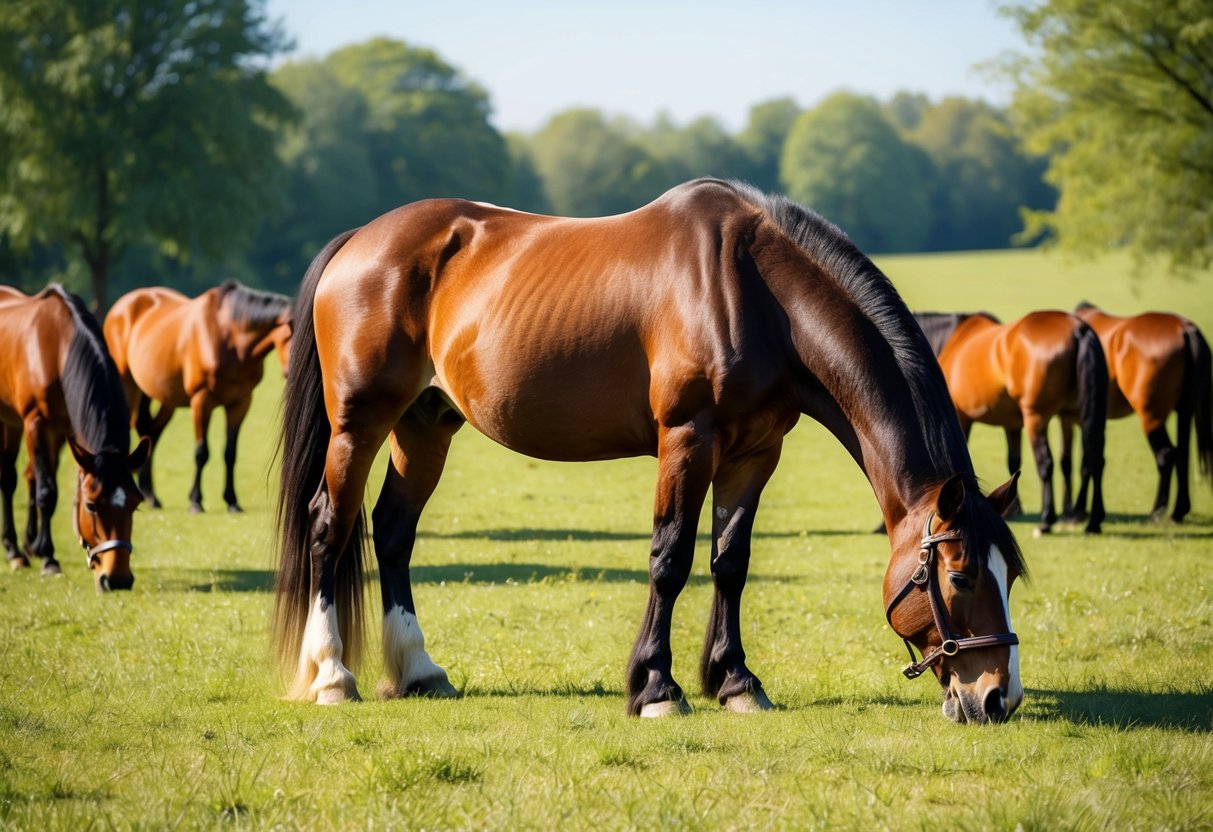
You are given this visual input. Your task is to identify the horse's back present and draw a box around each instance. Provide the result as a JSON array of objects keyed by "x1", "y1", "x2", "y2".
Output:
[
  {"x1": 105, "y1": 286, "x2": 196, "y2": 406},
  {"x1": 312, "y1": 185, "x2": 779, "y2": 460},
  {"x1": 1100, "y1": 312, "x2": 1188, "y2": 419},
  {"x1": 0, "y1": 289, "x2": 73, "y2": 426}
]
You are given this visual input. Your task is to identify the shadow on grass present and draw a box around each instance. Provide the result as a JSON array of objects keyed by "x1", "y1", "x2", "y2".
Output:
[
  {"x1": 418, "y1": 526, "x2": 868, "y2": 542},
  {"x1": 1028, "y1": 687, "x2": 1213, "y2": 732},
  {"x1": 1006, "y1": 512, "x2": 1213, "y2": 539},
  {"x1": 186, "y1": 562, "x2": 809, "y2": 592}
]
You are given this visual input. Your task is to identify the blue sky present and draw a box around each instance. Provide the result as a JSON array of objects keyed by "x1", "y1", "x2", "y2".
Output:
[{"x1": 264, "y1": 0, "x2": 1024, "y2": 132}]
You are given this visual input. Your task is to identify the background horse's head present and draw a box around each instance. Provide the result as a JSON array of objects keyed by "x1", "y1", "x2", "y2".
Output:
[
  {"x1": 69, "y1": 437, "x2": 149, "y2": 592},
  {"x1": 884, "y1": 472, "x2": 1025, "y2": 723},
  {"x1": 272, "y1": 310, "x2": 293, "y2": 377}
]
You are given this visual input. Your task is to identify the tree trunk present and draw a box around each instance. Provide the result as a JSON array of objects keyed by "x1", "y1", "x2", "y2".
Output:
[{"x1": 88, "y1": 256, "x2": 108, "y2": 314}]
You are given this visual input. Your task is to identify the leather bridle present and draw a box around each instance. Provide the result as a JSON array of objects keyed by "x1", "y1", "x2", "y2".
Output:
[
  {"x1": 73, "y1": 468, "x2": 133, "y2": 570},
  {"x1": 885, "y1": 512, "x2": 1019, "y2": 680}
]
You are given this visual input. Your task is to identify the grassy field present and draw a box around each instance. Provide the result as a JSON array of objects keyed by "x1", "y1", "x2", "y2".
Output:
[{"x1": 1, "y1": 249, "x2": 1211, "y2": 830}]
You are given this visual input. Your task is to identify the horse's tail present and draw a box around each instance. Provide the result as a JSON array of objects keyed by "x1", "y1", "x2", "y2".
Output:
[
  {"x1": 272, "y1": 228, "x2": 363, "y2": 695},
  {"x1": 1075, "y1": 321, "x2": 1108, "y2": 500},
  {"x1": 1184, "y1": 322, "x2": 1213, "y2": 487}
]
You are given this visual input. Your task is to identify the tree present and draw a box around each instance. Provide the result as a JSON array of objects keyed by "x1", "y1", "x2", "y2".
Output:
[
  {"x1": 529, "y1": 109, "x2": 670, "y2": 217},
  {"x1": 780, "y1": 93, "x2": 933, "y2": 253},
  {"x1": 999, "y1": 0, "x2": 1213, "y2": 271},
  {"x1": 636, "y1": 114, "x2": 757, "y2": 187},
  {"x1": 0, "y1": 0, "x2": 294, "y2": 309},
  {"x1": 737, "y1": 98, "x2": 801, "y2": 193}
]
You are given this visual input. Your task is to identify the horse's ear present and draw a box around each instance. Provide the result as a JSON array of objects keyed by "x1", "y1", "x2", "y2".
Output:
[
  {"x1": 128, "y1": 436, "x2": 151, "y2": 471},
  {"x1": 936, "y1": 473, "x2": 966, "y2": 520},
  {"x1": 67, "y1": 435, "x2": 95, "y2": 474},
  {"x1": 986, "y1": 471, "x2": 1021, "y2": 515}
]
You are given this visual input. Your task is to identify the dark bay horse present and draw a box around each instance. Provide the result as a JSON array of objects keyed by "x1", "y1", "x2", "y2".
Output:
[
  {"x1": 104, "y1": 281, "x2": 292, "y2": 513},
  {"x1": 0, "y1": 285, "x2": 149, "y2": 591},
  {"x1": 273, "y1": 179, "x2": 1026, "y2": 723},
  {"x1": 916, "y1": 311, "x2": 1108, "y2": 535},
  {"x1": 1075, "y1": 302, "x2": 1212, "y2": 521}
]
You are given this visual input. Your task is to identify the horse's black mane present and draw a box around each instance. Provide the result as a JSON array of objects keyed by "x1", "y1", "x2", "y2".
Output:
[
  {"x1": 219, "y1": 280, "x2": 292, "y2": 329},
  {"x1": 45, "y1": 285, "x2": 131, "y2": 460},
  {"x1": 913, "y1": 311, "x2": 1000, "y2": 357},
  {"x1": 722, "y1": 181, "x2": 1025, "y2": 577}
]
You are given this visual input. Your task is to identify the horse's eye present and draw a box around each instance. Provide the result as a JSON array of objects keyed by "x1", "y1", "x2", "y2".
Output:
[
  {"x1": 948, "y1": 572, "x2": 972, "y2": 591},
  {"x1": 85, "y1": 501, "x2": 98, "y2": 514}
]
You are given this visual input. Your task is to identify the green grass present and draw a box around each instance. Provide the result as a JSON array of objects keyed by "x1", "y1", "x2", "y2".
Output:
[{"x1": 1, "y1": 249, "x2": 1211, "y2": 829}]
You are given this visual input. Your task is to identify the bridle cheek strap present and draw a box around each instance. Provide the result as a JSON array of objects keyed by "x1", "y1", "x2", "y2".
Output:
[{"x1": 886, "y1": 513, "x2": 1019, "y2": 680}]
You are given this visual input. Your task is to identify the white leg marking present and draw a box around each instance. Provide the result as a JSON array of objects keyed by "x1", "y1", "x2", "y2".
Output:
[
  {"x1": 297, "y1": 594, "x2": 358, "y2": 703},
  {"x1": 988, "y1": 547, "x2": 1023, "y2": 710},
  {"x1": 380, "y1": 606, "x2": 453, "y2": 697}
]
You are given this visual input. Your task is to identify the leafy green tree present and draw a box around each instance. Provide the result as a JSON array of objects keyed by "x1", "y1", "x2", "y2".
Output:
[
  {"x1": 999, "y1": 0, "x2": 1213, "y2": 270},
  {"x1": 325, "y1": 38, "x2": 512, "y2": 212},
  {"x1": 780, "y1": 93, "x2": 933, "y2": 253},
  {"x1": 529, "y1": 109, "x2": 670, "y2": 216},
  {"x1": 0, "y1": 0, "x2": 294, "y2": 308},
  {"x1": 737, "y1": 98, "x2": 801, "y2": 193},
  {"x1": 637, "y1": 114, "x2": 757, "y2": 187},
  {"x1": 906, "y1": 97, "x2": 1054, "y2": 251},
  {"x1": 503, "y1": 133, "x2": 553, "y2": 214}
]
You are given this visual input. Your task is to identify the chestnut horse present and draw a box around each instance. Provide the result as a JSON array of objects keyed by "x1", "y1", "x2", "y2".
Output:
[
  {"x1": 1074, "y1": 302, "x2": 1213, "y2": 522},
  {"x1": 273, "y1": 179, "x2": 1026, "y2": 723},
  {"x1": 916, "y1": 311, "x2": 1108, "y2": 535},
  {"x1": 0, "y1": 285, "x2": 149, "y2": 591},
  {"x1": 104, "y1": 281, "x2": 292, "y2": 513}
]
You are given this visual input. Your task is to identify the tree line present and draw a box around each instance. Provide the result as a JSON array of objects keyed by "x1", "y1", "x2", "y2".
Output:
[{"x1": 2, "y1": 0, "x2": 1207, "y2": 307}]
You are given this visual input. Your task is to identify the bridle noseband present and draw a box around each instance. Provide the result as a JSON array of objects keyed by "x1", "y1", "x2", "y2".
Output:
[{"x1": 885, "y1": 513, "x2": 1019, "y2": 680}]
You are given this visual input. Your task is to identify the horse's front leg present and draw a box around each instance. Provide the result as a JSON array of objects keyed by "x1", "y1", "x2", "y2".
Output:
[
  {"x1": 0, "y1": 424, "x2": 22, "y2": 566},
  {"x1": 188, "y1": 391, "x2": 215, "y2": 513},
  {"x1": 373, "y1": 412, "x2": 462, "y2": 699},
  {"x1": 23, "y1": 416, "x2": 60, "y2": 575},
  {"x1": 626, "y1": 422, "x2": 716, "y2": 717},
  {"x1": 701, "y1": 441, "x2": 782, "y2": 713},
  {"x1": 221, "y1": 396, "x2": 251, "y2": 513}
]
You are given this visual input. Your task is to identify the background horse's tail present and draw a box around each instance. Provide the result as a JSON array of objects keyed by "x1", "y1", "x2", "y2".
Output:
[
  {"x1": 1076, "y1": 321, "x2": 1108, "y2": 510},
  {"x1": 1184, "y1": 322, "x2": 1213, "y2": 488},
  {"x1": 272, "y1": 228, "x2": 363, "y2": 692}
]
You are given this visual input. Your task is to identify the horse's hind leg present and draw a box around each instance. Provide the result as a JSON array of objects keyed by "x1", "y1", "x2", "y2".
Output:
[
  {"x1": 1058, "y1": 417, "x2": 1077, "y2": 522},
  {"x1": 1145, "y1": 422, "x2": 1176, "y2": 522},
  {"x1": 187, "y1": 392, "x2": 215, "y2": 513},
  {"x1": 0, "y1": 424, "x2": 23, "y2": 567},
  {"x1": 373, "y1": 405, "x2": 463, "y2": 699},
  {"x1": 22, "y1": 418, "x2": 61, "y2": 574},
  {"x1": 1172, "y1": 406, "x2": 1193, "y2": 522},
  {"x1": 1025, "y1": 411, "x2": 1056, "y2": 535},
  {"x1": 700, "y1": 441, "x2": 781, "y2": 713},
  {"x1": 627, "y1": 422, "x2": 717, "y2": 717},
  {"x1": 221, "y1": 396, "x2": 251, "y2": 513},
  {"x1": 1004, "y1": 426, "x2": 1024, "y2": 518},
  {"x1": 134, "y1": 395, "x2": 173, "y2": 508}
]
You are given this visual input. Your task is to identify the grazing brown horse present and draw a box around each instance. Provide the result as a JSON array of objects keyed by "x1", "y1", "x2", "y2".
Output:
[
  {"x1": 916, "y1": 311, "x2": 1108, "y2": 535},
  {"x1": 1074, "y1": 302, "x2": 1213, "y2": 522},
  {"x1": 273, "y1": 179, "x2": 1026, "y2": 723},
  {"x1": 0, "y1": 285, "x2": 149, "y2": 591},
  {"x1": 104, "y1": 281, "x2": 292, "y2": 513}
]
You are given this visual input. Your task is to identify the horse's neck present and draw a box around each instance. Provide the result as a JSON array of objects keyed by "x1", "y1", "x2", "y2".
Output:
[{"x1": 755, "y1": 238, "x2": 954, "y2": 526}]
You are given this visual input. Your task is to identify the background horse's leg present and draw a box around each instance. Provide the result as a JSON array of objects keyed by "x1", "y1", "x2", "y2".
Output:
[
  {"x1": 0, "y1": 424, "x2": 23, "y2": 567},
  {"x1": 221, "y1": 397, "x2": 251, "y2": 513},
  {"x1": 187, "y1": 392, "x2": 214, "y2": 513},
  {"x1": 1144, "y1": 422, "x2": 1176, "y2": 522},
  {"x1": 22, "y1": 418, "x2": 60, "y2": 574},
  {"x1": 700, "y1": 442, "x2": 781, "y2": 713},
  {"x1": 626, "y1": 423, "x2": 716, "y2": 717},
  {"x1": 1172, "y1": 404, "x2": 1193, "y2": 522},
  {"x1": 1004, "y1": 425, "x2": 1024, "y2": 517},
  {"x1": 1058, "y1": 418, "x2": 1076, "y2": 521},
  {"x1": 293, "y1": 425, "x2": 392, "y2": 704},
  {"x1": 1025, "y1": 410, "x2": 1057, "y2": 534},
  {"x1": 134, "y1": 395, "x2": 174, "y2": 508},
  {"x1": 373, "y1": 410, "x2": 462, "y2": 699}
]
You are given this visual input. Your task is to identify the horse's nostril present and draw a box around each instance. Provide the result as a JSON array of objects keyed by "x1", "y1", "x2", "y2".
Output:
[
  {"x1": 983, "y1": 687, "x2": 1007, "y2": 722},
  {"x1": 98, "y1": 574, "x2": 111, "y2": 593}
]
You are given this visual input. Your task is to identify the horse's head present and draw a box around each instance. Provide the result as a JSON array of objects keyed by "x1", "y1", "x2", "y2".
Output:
[
  {"x1": 67, "y1": 436, "x2": 150, "y2": 592},
  {"x1": 884, "y1": 472, "x2": 1025, "y2": 723}
]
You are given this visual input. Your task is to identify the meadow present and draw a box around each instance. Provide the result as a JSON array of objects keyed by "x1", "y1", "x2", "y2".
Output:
[{"x1": 1, "y1": 249, "x2": 1210, "y2": 830}]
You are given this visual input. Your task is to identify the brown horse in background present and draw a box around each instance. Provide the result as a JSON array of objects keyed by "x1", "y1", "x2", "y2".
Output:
[
  {"x1": 272, "y1": 179, "x2": 1026, "y2": 723},
  {"x1": 104, "y1": 281, "x2": 292, "y2": 513},
  {"x1": 916, "y1": 311, "x2": 1107, "y2": 535},
  {"x1": 1075, "y1": 302, "x2": 1213, "y2": 522},
  {"x1": 0, "y1": 285, "x2": 149, "y2": 591}
]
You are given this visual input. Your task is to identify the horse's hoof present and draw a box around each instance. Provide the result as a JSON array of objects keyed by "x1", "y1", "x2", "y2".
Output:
[
  {"x1": 147, "y1": 498, "x2": 162, "y2": 510},
  {"x1": 379, "y1": 674, "x2": 463, "y2": 700},
  {"x1": 8, "y1": 555, "x2": 29, "y2": 571},
  {"x1": 227, "y1": 503, "x2": 243, "y2": 514},
  {"x1": 188, "y1": 503, "x2": 203, "y2": 514},
  {"x1": 1150, "y1": 509, "x2": 1167, "y2": 524},
  {"x1": 1032, "y1": 526, "x2": 1050, "y2": 538},
  {"x1": 639, "y1": 697, "x2": 692, "y2": 718},
  {"x1": 315, "y1": 686, "x2": 362, "y2": 705},
  {"x1": 40, "y1": 560, "x2": 61, "y2": 577},
  {"x1": 1084, "y1": 525, "x2": 1102, "y2": 535},
  {"x1": 724, "y1": 689, "x2": 774, "y2": 713}
]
